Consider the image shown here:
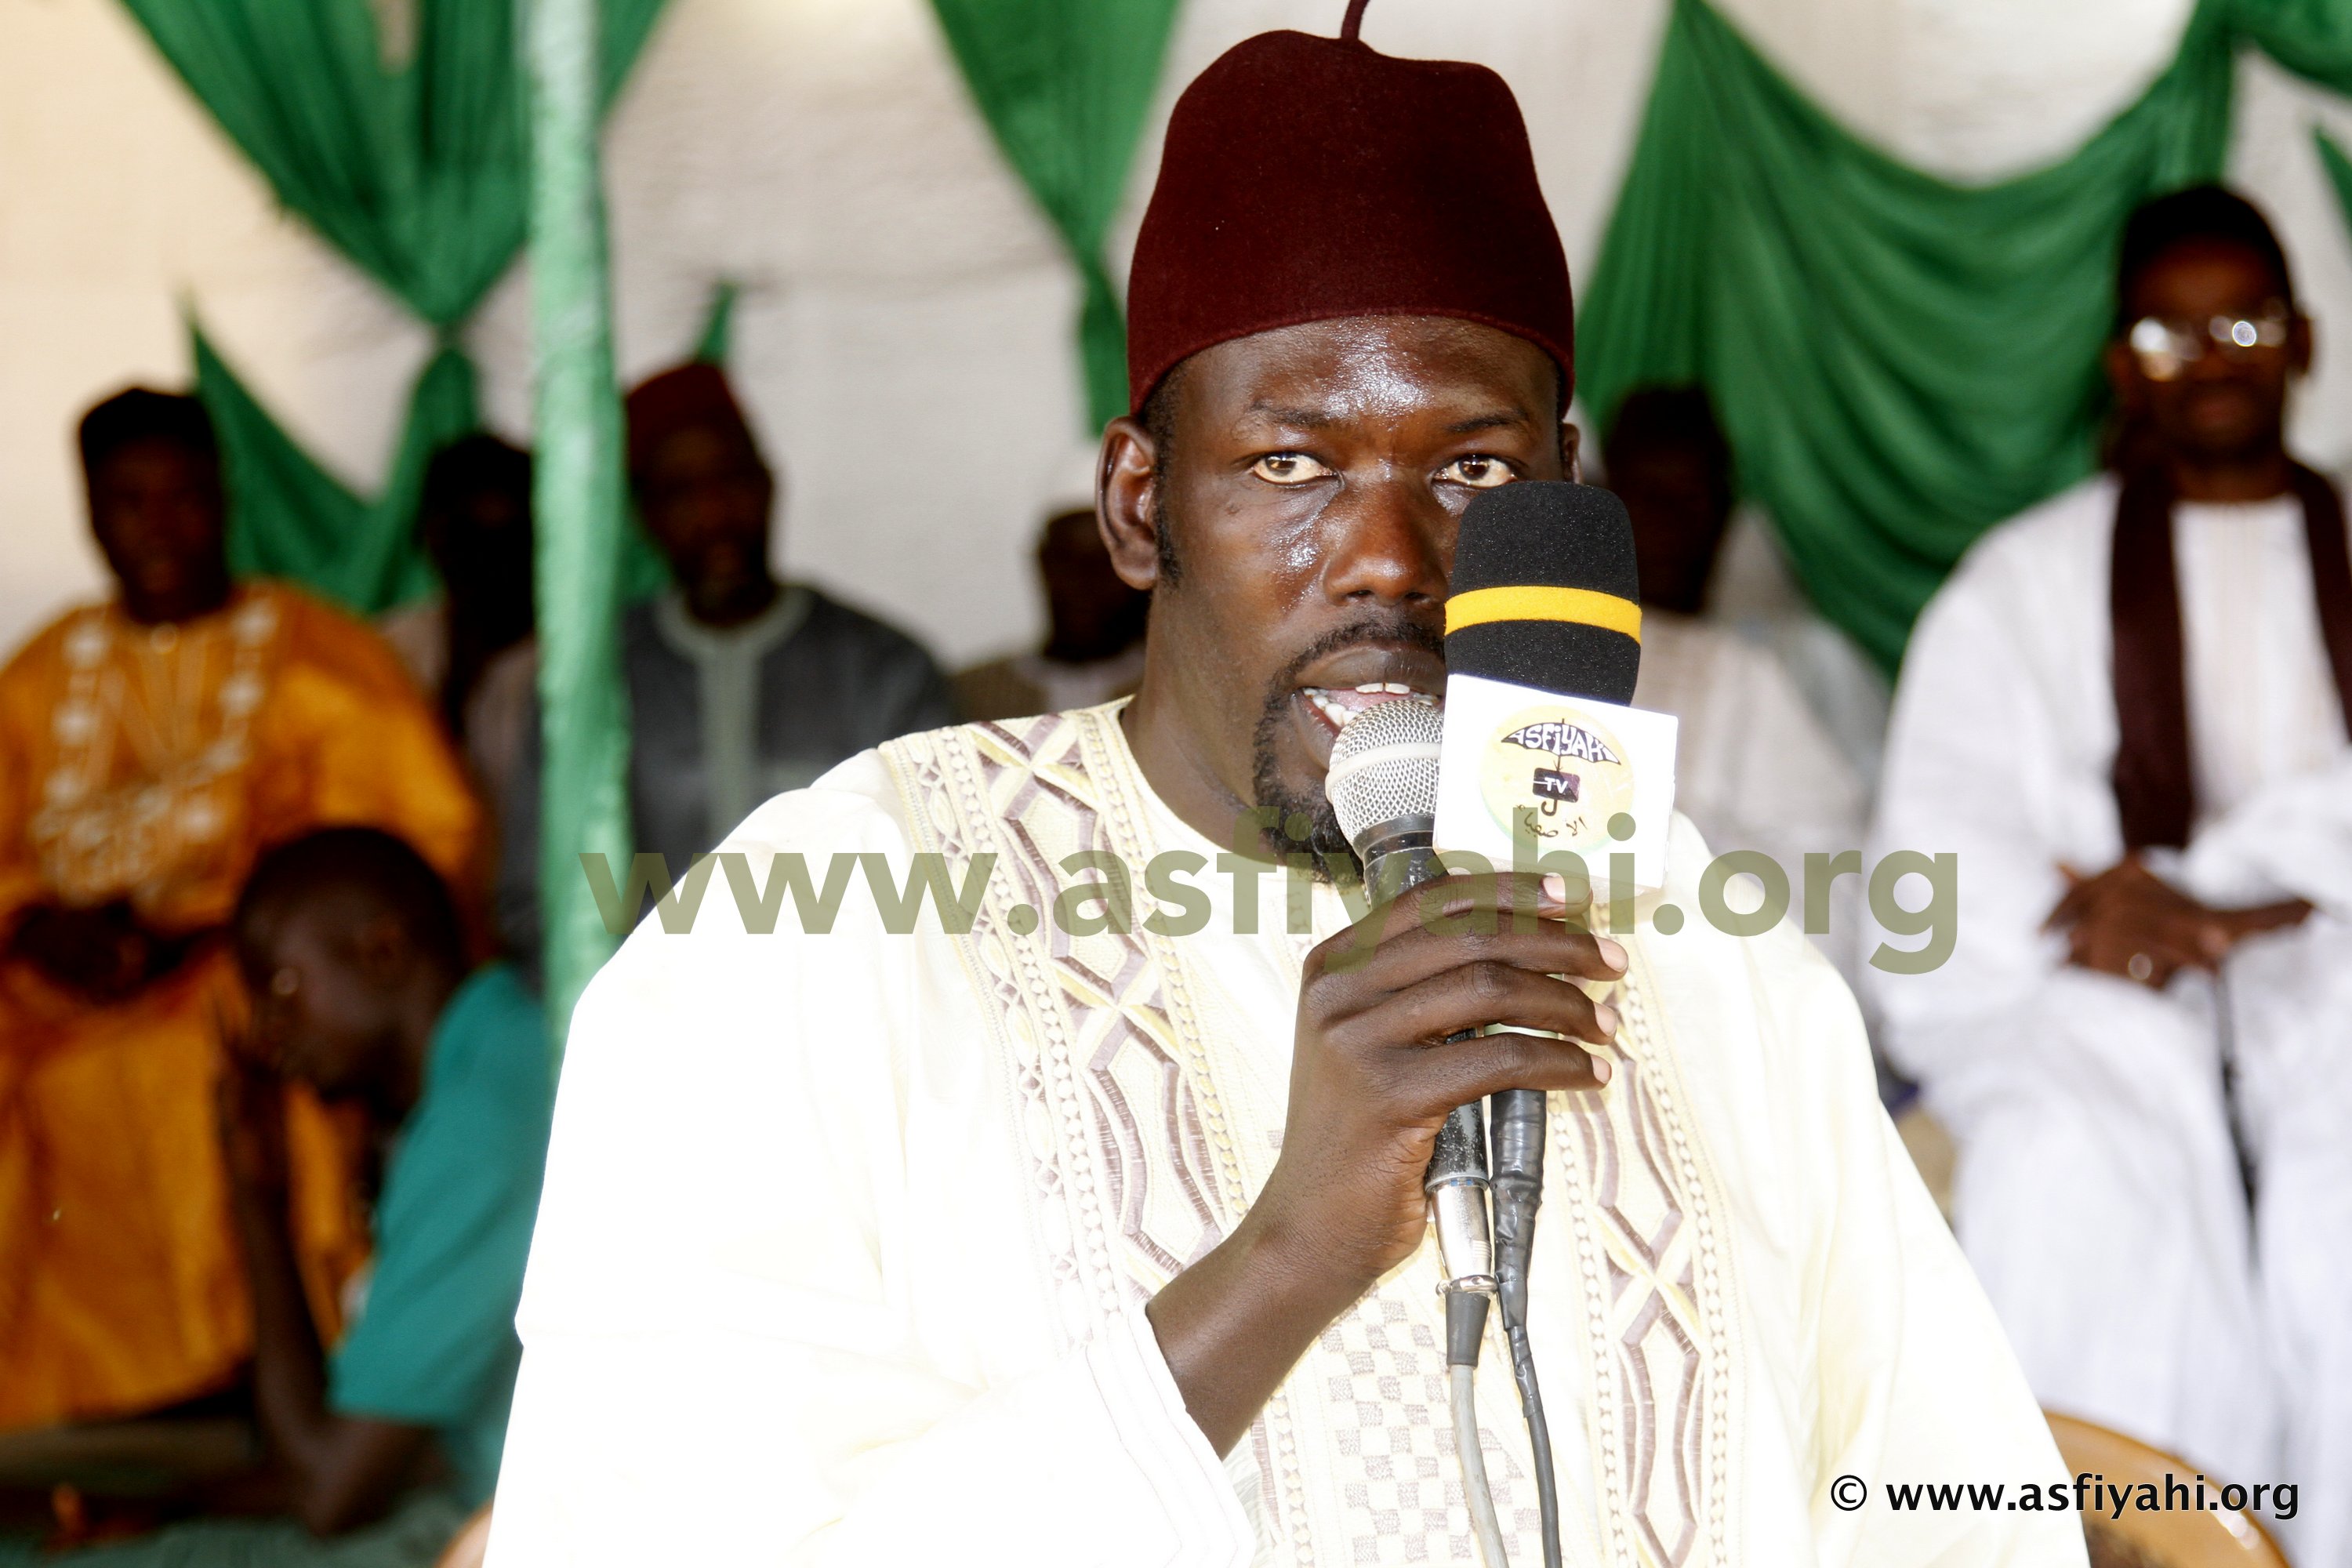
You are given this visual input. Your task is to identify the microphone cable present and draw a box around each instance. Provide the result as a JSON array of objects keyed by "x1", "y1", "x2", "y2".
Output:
[
  {"x1": 1439, "y1": 1288, "x2": 1515, "y2": 1568},
  {"x1": 1321, "y1": 701, "x2": 1547, "y2": 1568},
  {"x1": 1436, "y1": 1096, "x2": 1509, "y2": 1568},
  {"x1": 1490, "y1": 1086, "x2": 1561, "y2": 1568},
  {"x1": 1450, "y1": 1348, "x2": 1508, "y2": 1568}
]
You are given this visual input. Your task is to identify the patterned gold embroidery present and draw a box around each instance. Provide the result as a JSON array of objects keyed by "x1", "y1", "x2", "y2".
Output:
[{"x1": 31, "y1": 593, "x2": 279, "y2": 909}]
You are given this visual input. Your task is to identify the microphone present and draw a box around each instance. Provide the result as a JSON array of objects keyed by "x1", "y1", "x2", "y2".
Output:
[
  {"x1": 1322, "y1": 481, "x2": 1650, "y2": 1331},
  {"x1": 1435, "y1": 479, "x2": 1668, "y2": 885},
  {"x1": 1323, "y1": 482, "x2": 1652, "y2": 1568},
  {"x1": 1443, "y1": 481, "x2": 1642, "y2": 708},
  {"x1": 1325, "y1": 699, "x2": 1494, "y2": 1310},
  {"x1": 1326, "y1": 695, "x2": 1513, "y2": 1568},
  {"x1": 1441, "y1": 479, "x2": 1647, "y2": 1568}
]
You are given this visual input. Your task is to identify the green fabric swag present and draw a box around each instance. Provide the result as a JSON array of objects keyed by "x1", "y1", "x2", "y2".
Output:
[
  {"x1": 1578, "y1": 0, "x2": 2352, "y2": 671},
  {"x1": 693, "y1": 278, "x2": 740, "y2": 365},
  {"x1": 2318, "y1": 126, "x2": 2352, "y2": 241},
  {"x1": 928, "y1": 0, "x2": 1182, "y2": 432},
  {"x1": 121, "y1": 0, "x2": 670, "y2": 615},
  {"x1": 198, "y1": 333, "x2": 477, "y2": 611}
]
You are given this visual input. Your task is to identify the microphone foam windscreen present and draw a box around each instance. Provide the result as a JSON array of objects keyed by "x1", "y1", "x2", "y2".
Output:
[
  {"x1": 1325, "y1": 696, "x2": 1443, "y2": 846},
  {"x1": 1446, "y1": 481, "x2": 1642, "y2": 702}
]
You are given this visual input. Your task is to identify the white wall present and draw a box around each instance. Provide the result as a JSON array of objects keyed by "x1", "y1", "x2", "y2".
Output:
[{"x1": 7, "y1": 0, "x2": 2352, "y2": 669}]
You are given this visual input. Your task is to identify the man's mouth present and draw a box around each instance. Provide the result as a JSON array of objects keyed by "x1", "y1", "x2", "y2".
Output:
[
  {"x1": 2181, "y1": 382, "x2": 2263, "y2": 431},
  {"x1": 1287, "y1": 649, "x2": 1445, "y2": 769},
  {"x1": 1291, "y1": 683, "x2": 1442, "y2": 772},
  {"x1": 1300, "y1": 683, "x2": 1439, "y2": 734}
]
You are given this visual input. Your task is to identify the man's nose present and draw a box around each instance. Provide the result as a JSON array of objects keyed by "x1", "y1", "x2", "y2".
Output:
[
  {"x1": 673, "y1": 492, "x2": 741, "y2": 539},
  {"x1": 1320, "y1": 474, "x2": 1450, "y2": 607},
  {"x1": 2187, "y1": 338, "x2": 2256, "y2": 382}
]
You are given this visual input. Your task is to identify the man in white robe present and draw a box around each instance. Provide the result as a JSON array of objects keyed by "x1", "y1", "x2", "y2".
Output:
[
  {"x1": 1871, "y1": 186, "x2": 2350, "y2": 1563},
  {"x1": 1606, "y1": 388, "x2": 1871, "y2": 985},
  {"x1": 956, "y1": 506, "x2": 1150, "y2": 720},
  {"x1": 491, "y1": 22, "x2": 2078, "y2": 1567}
]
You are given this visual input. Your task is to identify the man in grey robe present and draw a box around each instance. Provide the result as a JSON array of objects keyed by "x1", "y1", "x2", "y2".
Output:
[{"x1": 499, "y1": 363, "x2": 954, "y2": 965}]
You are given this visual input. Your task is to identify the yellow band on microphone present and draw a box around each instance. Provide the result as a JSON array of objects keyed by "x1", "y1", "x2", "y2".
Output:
[{"x1": 1444, "y1": 585, "x2": 1642, "y2": 643}]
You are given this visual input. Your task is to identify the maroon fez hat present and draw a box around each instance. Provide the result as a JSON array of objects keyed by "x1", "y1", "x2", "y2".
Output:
[
  {"x1": 1124, "y1": 6, "x2": 1573, "y2": 416},
  {"x1": 624, "y1": 362, "x2": 761, "y2": 481}
]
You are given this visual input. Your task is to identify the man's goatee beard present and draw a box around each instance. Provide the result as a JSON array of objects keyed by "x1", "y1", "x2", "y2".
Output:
[{"x1": 1247, "y1": 615, "x2": 1443, "y2": 884}]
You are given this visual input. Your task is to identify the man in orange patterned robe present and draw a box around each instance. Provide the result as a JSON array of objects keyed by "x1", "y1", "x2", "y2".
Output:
[{"x1": 0, "y1": 390, "x2": 481, "y2": 1432}]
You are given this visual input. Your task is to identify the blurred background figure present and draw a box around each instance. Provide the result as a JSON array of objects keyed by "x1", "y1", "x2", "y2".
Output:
[
  {"x1": 379, "y1": 436, "x2": 539, "y2": 822},
  {"x1": 1871, "y1": 186, "x2": 2352, "y2": 1566},
  {"x1": 1606, "y1": 386, "x2": 1868, "y2": 975},
  {"x1": 955, "y1": 506, "x2": 1149, "y2": 720},
  {"x1": 0, "y1": 826, "x2": 548, "y2": 1566},
  {"x1": 16, "y1": 5, "x2": 2352, "y2": 1560},
  {"x1": 498, "y1": 363, "x2": 955, "y2": 961},
  {"x1": 0, "y1": 390, "x2": 479, "y2": 1437}
]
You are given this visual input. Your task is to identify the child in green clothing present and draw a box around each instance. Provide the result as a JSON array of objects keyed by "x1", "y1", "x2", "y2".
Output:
[{"x1": 8, "y1": 828, "x2": 550, "y2": 1566}]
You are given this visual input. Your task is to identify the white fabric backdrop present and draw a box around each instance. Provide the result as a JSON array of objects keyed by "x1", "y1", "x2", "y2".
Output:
[{"x1": 7, "y1": 0, "x2": 2352, "y2": 668}]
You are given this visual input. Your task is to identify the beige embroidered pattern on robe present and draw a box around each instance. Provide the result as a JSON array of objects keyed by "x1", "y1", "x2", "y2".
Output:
[
  {"x1": 880, "y1": 707, "x2": 1737, "y2": 1566},
  {"x1": 1552, "y1": 971, "x2": 1738, "y2": 1567}
]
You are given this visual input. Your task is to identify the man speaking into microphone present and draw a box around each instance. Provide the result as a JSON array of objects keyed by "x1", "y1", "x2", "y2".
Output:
[{"x1": 490, "y1": 14, "x2": 2075, "y2": 1566}]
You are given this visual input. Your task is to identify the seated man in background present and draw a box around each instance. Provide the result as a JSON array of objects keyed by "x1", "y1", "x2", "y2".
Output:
[
  {"x1": 1607, "y1": 387, "x2": 1867, "y2": 972},
  {"x1": 1871, "y1": 186, "x2": 2352, "y2": 1564},
  {"x1": 2, "y1": 828, "x2": 548, "y2": 1564},
  {"x1": 499, "y1": 362, "x2": 954, "y2": 957},
  {"x1": 378, "y1": 436, "x2": 539, "y2": 821},
  {"x1": 954, "y1": 505, "x2": 1149, "y2": 720},
  {"x1": 0, "y1": 391, "x2": 481, "y2": 1434}
]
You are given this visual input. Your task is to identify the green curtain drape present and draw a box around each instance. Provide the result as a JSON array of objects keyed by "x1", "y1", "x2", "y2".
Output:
[
  {"x1": 118, "y1": 0, "x2": 669, "y2": 612},
  {"x1": 927, "y1": 0, "x2": 1182, "y2": 431},
  {"x1": 1578, "y1": 0, "x2": 2352, "y2": 671},
  {"x1": 198, "y1": 334, "x2": 477, "y2": 609},
  {"x1": 692, "y1": 279, "x2": 739, "y2": 364},
  {"x1": 2318, "y1": 126, "x2": 2352, "y2": 237}
]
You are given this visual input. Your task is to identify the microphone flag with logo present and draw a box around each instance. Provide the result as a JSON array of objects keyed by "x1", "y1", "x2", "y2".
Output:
[{"x1": 1436, "y1": 481, "x2": 1679, "y2": 891}]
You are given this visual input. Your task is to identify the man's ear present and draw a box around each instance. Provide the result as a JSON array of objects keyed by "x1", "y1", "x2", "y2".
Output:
[
  {"x1": 1560, "y1": 420, "x2": 1584, "y2": 484},
  {"x1": 2291, "y1": 313, "x2": 2316, "y2": 379},
  {"x1": 1098, "y1": 418, "x2": 1163, "y2": 591}
]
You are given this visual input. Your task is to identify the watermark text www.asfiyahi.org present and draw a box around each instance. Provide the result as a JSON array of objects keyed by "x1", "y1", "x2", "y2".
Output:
[
  {"x1": 575, "y1": 811, "x2": 1958, "y2": 974},
  {"x1": 1842, "y1": 1469, "x2": 2299, "y2": 1526}
]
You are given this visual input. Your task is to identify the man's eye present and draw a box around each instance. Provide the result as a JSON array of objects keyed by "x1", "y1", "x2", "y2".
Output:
[
  {"x1": 1441, "y1": 456, "x2": 1518, "y2": 489},
  {"x1": 1250, "y1": 453, "x2": 1334, "y2": 485}
]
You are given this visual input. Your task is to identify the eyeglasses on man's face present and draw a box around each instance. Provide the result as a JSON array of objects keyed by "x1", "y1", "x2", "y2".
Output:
[{"x1": 2125, "y1": 303, "x2": 2293, "y2": 382}]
